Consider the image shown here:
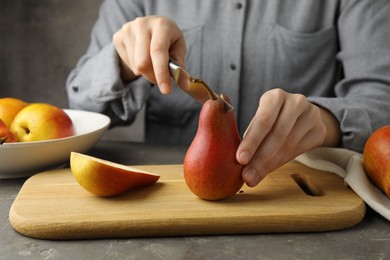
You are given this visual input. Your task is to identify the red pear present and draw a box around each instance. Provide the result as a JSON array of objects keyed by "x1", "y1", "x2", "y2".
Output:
[
  {"x1": 363, "y1": 125, "x2": 390, "y2": 197},
  {"x1": 183, "y1": 96, "x2": 244, "y2": 200}
]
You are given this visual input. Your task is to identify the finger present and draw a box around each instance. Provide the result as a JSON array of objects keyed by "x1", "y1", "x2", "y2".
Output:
[
  {"x1": 149, "y1": 20, "x2": 179, "y2": 94},
  {"x1": 241, "y1": 130, "x2": 299, "y2": 188},
  {"x1": 257, "y1": 111, "x2": 316, "y2": 165},
  {"x1": 242, "y1": 146, "x2": 295, "y2": 188},
  {"x1": 251, "y1": 94, "x2": 308, "y2": 165},
  {"x1": 242, "y1": 106, "x2": 326, "y2": 187},
  {"x1": 262, "y1": 121, "x2": 324, "y2": 171},
  {"x1": 296, "y1": 125, "x2": 327, "y2": 151},
  {"x1": 236, "y1": 90, "x2": 284, "y2": 165},
  {"x1": 119, "y1": 18, "x2": 157, "y2": 83},
  {"x1": 113, "y1": 28, "x2": 139, "y2": 82},
  {"x1": 284, "y1": 105, "x2": 326, "y2": 151},
  {"x1": 113, "y1": 30, "x2": 130, "y2": 67},
  {"x1": 287, "y1": 106, "x2": 326, "y2": 152}
]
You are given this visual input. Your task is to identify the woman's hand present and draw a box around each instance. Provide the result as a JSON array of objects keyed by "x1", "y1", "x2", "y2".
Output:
[
  {"x1": 113, "y1": 16, "x2": 186, "y2": 94},
  {"x1": 236, "y1": 88, "x2": 341, "y2": 187}
]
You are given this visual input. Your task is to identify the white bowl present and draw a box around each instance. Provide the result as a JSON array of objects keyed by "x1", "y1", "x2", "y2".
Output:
[{"x1": 0, "y1": 109, "x2": 110, "y2": 179}]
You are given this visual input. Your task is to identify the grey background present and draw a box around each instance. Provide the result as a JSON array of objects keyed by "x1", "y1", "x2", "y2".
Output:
[{"x1": 0, "y1": 0, "x2": 144, "y2": 141}]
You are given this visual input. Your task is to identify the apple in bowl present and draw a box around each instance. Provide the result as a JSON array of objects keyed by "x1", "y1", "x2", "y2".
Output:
[
  {"x1": 0, "y1": 97, "x2": 28, "y2": 128},
  {"x1": 10, "y1": 103, "x2": 76, "y2": 142},
  {"x1": 0, "y1": 119, "x2": 16, "y2": 144}
]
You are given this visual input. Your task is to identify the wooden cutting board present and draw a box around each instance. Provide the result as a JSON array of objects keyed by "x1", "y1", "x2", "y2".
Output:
[{"x1": 9, "y1": 162, "x2": 365, "y2": 239}]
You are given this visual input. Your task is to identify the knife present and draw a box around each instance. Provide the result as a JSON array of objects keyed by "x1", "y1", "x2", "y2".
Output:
[{"x1": 168, "y1": 59, "x2": 233, "y2": 112}]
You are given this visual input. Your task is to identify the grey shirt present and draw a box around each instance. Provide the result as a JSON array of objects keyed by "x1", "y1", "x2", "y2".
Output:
[{"x1": 66, "y1": 0, "x2": 390, "y2": 152}]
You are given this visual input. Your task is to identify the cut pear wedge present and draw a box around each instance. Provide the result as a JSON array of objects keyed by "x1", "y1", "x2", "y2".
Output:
[{"x1": 70, "y1": 152, "x2": 160, "y2": 196}]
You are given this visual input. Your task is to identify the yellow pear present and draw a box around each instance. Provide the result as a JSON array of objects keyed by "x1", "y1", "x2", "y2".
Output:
[
  {"x1": 0, "y1": 97, "x2": 28, "y2": 128},
  {"x1": 11, "y1": 103, "x2": 75, "y2": 142}
]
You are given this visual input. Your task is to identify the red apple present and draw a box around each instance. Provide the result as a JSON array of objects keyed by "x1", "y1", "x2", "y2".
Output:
[
  {"x1": 363, "y1": 125, "x2": 390, "y2": 197},
  {"x1": 70, "y1": 152, "x2": 160, "y2": 196},
  {"x1": 10, "y1": 103, "x2": 75, "y2": 142},
  {"x1": 0, "y1": 118, "x2": 16, "y2": 144}
]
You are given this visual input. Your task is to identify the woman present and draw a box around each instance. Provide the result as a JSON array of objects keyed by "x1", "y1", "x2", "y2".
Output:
[{"x1": 66, "y1": 0, "x2": 390, "y2": 187}]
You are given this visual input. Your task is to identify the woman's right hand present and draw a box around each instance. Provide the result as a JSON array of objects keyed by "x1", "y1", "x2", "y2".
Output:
[{"x1": 113, "y1": 16, "x2": 186, "y2": 94}]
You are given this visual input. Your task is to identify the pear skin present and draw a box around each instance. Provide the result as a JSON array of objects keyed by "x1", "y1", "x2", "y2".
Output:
[{"x1": 183, "y1": 97, "x2": 244, "y2": 200}]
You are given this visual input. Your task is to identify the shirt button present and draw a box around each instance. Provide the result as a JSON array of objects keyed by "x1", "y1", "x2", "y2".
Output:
[
  {"x1": 235, "y1": 2, "x2": 243, "y2": 9},
  {"x1": 230, "y1": 64, "x2": 237, "y2": 71}
]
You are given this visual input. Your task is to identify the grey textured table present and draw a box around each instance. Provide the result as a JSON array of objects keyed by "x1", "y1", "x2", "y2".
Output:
[{"x1": 1, "y1": 141, "x2": 389, "y2": 260}]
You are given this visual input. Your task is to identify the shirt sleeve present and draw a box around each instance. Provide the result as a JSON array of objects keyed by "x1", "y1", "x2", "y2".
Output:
[
  {"x1": 309, "y1": 0, "x2": 390, "y2": 152},
  {"x1": 66, "y1": 0, "x2": 149, "y2": 125}
]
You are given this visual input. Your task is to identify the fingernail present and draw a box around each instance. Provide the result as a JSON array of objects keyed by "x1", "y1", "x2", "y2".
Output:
[
  {"x1": 243, "y1": 168, "x2": 260, "y2": 187},
  {"x1": 239, "y1": 151, "x2": 250, "y2": 164},
  {"x1": 159, "y1": 82, "x2": 170, "y2": 94}
]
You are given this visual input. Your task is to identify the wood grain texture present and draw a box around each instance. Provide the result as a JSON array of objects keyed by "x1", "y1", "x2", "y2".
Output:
[{"x1": 9, "y1": 162, "x2": 366, "y2": 239}]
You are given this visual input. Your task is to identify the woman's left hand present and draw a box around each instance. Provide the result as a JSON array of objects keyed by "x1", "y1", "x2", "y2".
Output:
[{"x1": 236, "y1": 88, "x2": 340, "y2": 187}]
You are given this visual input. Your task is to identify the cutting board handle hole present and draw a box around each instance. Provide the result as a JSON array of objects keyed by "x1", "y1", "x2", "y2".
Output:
[{"x1": 291, "y1": 173, "x2": 324, "y2": 196}]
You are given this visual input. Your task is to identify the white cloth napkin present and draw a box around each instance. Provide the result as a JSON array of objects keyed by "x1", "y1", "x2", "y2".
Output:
[{"x1": 295, "y1": 147, "x2": 390, "y2": 221}]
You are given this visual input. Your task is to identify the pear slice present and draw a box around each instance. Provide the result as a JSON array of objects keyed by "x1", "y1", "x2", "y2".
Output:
[{"x1": 70, "y1": 152, "x2": 160, "y2": 196}]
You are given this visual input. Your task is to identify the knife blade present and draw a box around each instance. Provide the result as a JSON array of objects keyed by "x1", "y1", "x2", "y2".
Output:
[{"x1": 168, "y1": 59, "x2": 233, "y2": 112}]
